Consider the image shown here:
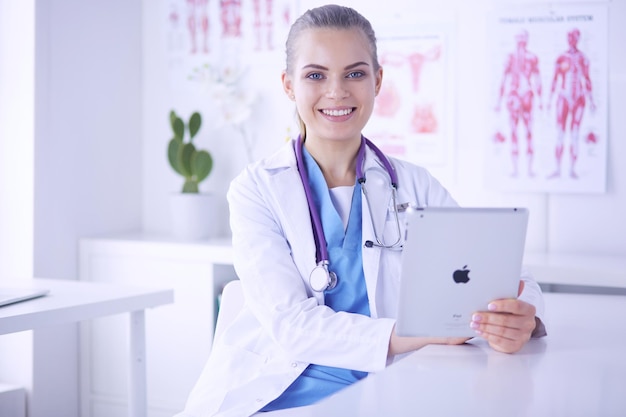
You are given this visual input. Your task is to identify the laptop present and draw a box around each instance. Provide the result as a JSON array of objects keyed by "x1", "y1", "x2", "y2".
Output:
[
  {"x1": 0, "y1": 288, "x2": 50, "y2": 308},
  {"x1": 395, "y1": 207, "x2": 528, "y2": 338}
]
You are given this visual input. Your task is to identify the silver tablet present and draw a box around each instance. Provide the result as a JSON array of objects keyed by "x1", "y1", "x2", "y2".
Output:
[
  {"x1": 395, "y1": 207, "x2": 528, "y2": 338},
  {"x1": 0, "y1": 288, "x2": 49, "y2": 308}
]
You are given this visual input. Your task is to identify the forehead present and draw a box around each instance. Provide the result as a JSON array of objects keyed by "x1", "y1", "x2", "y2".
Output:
[{"x1": 292, "y1": 27, "x2": 373, "y2": 67}]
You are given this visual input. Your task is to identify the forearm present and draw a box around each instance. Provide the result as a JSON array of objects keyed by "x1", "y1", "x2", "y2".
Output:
[{"x1": 387, "y1": 325, "x2": 469, "y2": 357}]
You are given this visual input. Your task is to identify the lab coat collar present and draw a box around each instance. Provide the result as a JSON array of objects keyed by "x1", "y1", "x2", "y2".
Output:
[
  {"x1": 261, "y1": 138, "x2": 298, "y2": 169},
  {"x1": 260, "y1": 139, "x2": 392, "y2": 311},
  {"x1": 268, "y1": 140, "x2": 392, "y2": 246}
]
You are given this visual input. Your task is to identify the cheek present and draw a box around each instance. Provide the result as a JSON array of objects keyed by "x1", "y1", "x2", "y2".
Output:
[
  {"x1": 363, "y1": 82, "x2": 379, "y2": 98},
  {"x1": 356, "y1": 86, "x2": 377, "y2": 111},
  {"x1": 294, "y1": 89, "x2": 318, "y2": 114}
]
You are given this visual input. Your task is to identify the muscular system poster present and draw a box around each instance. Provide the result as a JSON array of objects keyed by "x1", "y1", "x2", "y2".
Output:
[
  {"x1": 165, "y1": 0, "x2": 298, "y2": 92},
  {"x1": 487, "y1": 4, "x2": 608, "y2": 194}
]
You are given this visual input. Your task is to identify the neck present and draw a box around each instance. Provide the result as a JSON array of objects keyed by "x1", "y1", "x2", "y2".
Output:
[{"x1": 304, "y1": 135, "x2": 361, "y2": 188}]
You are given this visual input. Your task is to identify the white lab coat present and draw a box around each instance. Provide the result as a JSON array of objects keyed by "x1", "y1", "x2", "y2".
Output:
[{"x1": 176, "y1": 140, "x2": 545, "y2": 417}]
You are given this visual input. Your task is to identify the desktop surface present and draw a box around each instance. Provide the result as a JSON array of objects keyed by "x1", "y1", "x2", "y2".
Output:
[
  {"x1": 0, "y1": 278, "x2": 173, "y2": 334},
  {"x1": 0, "y1": 278, "x2": 174, "y2": 417},
  {"x1": 308, "y1": 292, "x2": 626, "y2": 417}
]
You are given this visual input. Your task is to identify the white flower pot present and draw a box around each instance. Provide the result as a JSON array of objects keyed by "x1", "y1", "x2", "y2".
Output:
[{"x1": 169, "y1": 193, "x2": 218, "y2": 240}]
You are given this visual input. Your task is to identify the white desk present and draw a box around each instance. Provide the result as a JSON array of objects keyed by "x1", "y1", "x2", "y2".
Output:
[
  {"x1": 79, "y1": 235, "x2": 239, "y2": 417},
  {"x1": 0, "y1": 278, "x2": 173, "y2": 417},
  {"x1": 283, "y1": 292, "x2": 626, "y2": 417}
]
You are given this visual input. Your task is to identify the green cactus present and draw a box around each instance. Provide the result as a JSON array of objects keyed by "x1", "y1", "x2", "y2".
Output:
[{"x1": 167, "y1": 110, "x2": 213, "y2": 193}]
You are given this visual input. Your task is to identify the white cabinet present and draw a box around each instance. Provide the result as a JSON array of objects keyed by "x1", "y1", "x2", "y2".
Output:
[
  {"x1": 79, "y1": 234, "x2": 237, "y2": 417},
  {"x1": 523, "y1": 252, "x2": 626, "y2": 293},
  {"x1": 0, "y1": 383, "x2": 26, "y2": 417}
]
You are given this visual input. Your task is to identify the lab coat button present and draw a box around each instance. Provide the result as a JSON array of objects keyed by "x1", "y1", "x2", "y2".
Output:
[
  {"x1": 291, "y1": 362, "x2": 298, "y2": 368},
  {"x1": 256, "y1": 398, "x2": 263, "y2": 403}
]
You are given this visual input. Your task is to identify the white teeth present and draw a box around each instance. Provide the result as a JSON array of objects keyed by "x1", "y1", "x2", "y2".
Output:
[{"x1": 322, "y1": 108, "x2": 353, "y2": 116}]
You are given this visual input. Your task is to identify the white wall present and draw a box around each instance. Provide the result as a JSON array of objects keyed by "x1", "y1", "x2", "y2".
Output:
[
  {"x1": 0, "y1": 0, "x2": 34, "y2": 286},
  {"x1": 0, "y1": 0, "x2": 35, "y2": 401},
  {"x1": 141, "y1": 0, "x2": 626, "y2": 260},
  {"x1": 31, "y1": 0, "x2": 143, "y2": 412},
  {"x1": 34, "y1": 0, "x2": 143, "y2": 280},
  {"x1": 0, "y1": 0, "x2": 143, "y2": 415}
]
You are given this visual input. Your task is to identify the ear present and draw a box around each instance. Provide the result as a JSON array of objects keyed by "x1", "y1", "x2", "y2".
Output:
[
  {"x1": 282, "y1": 71, "x2": 295, "y2": 101},
  {"x1": 374, "y1": 66, "x2": 384, "y2": 96}
]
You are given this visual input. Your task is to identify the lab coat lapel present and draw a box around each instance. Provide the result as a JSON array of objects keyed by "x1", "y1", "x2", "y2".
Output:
[
  {"x1": 361, "y1": 145, "x2": 394, "y2": 245},
  {"x1": 264, "y1": 141, "x2": 323, "y2": 303},
  {"x1": 360, "y1": 145, "x2": 394, "y2": 318}
]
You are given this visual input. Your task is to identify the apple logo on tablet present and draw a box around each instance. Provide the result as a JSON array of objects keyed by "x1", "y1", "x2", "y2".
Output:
[{"x1": 453, "y1": 265, "x2": 470, "y2": 284}]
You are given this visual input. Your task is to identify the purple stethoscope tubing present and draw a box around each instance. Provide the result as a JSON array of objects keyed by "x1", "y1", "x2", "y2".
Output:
[
  {"x1": 357, "y1": 137, "x2": 399, "y2": 188},
  {"x1": 295, "y1": 135, "x2": 400, "y2": 291},
  {"x1": 295, "y1": 135, "x2": 328, "y2": 265}
]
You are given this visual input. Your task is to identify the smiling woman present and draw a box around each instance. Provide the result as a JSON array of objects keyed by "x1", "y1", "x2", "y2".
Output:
[
  {"x1": 282, "y1": 6, "x2": 381, "y2": 150},
  {"x1": 281, "y1": 27, "x2": 382, "y2": 187},
  {"x1": 175, "y1": 5, "x2": 546, "y2": 417}
]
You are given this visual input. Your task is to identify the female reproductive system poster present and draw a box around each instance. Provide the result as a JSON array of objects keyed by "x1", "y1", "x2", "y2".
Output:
[{"x1": 364, "y1": 25, "x2": 454, "y2": 169}]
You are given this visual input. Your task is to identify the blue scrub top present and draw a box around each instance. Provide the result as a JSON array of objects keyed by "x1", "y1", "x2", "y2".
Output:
[{"x1": 261, "y1": 147, "x2": 370, "y2": 411}]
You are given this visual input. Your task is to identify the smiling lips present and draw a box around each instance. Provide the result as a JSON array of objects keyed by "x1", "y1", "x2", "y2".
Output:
[{"x1": 320, "y1": 107, "x2": 355, "y2": 117}]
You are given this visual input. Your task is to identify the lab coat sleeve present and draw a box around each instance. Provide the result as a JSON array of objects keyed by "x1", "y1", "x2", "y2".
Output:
[
  {"x1": 518, "y1": 266, "x2": 548, "y2": 337},
  {"x1": 227, "y1": 165, "x2": 395, "y2": 373}
]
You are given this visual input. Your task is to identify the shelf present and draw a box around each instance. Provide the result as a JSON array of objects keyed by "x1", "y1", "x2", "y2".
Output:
[
  {"x1": 81, "y1": 234, "x2": 626, "y2": 290},
  {"x1": 80, "y1": 232, "x2": 234, "y2": 265},
  {"x1": 524, "y1": 252, "x2": 626, "y2": 290}
]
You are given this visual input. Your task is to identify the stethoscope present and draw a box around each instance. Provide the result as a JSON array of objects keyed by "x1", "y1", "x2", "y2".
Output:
[{"x1": 295, "y1": 135, "x2": 403, "y2": 292}]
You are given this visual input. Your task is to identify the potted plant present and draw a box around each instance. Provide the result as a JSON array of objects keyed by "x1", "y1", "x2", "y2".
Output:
[
  {"x1": 167, "y1": 110, "x2": 217, "y2": 240},
  {"x1": 168, "y1": 110, "x2": 213, "y2": 192}
]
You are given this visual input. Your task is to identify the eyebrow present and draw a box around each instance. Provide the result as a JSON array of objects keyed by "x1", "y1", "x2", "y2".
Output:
[{"x1": 301, "y1": 61, "x2": 370, "y2": 71}]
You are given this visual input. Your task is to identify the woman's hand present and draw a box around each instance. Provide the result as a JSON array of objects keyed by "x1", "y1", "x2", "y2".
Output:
[{"x1": 470, "y1": 281, "x2": 537, "y2": 354}]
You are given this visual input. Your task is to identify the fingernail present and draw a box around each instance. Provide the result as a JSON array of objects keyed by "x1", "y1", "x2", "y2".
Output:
[
  {"x1": 470, "y1": 321, "x2": 480, "y2": 329},
  {"x1": 488, "y1": 303, "x2": 497, "y2": 311},
  {"x1": 472, "y1": 314, "x2": 482, "y2": 322}
]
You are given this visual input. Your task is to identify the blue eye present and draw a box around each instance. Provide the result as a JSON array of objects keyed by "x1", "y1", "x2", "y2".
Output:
[
  {"x1": 347, "y1": 71, "x2": 364, "y2": 79},
  {"x1": 307, "y1": 73, "x2": 324, "y2": 80}
]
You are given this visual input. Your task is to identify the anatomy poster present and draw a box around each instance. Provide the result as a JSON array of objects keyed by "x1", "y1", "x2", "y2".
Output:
[
  {"x1": 364, "y1": 29, "x2": 453, "y2": 167},
  {"x1": 164, "y1": 0, "x2": 298, "y2": 93},
  {"x1": 487, "y1": 5, "x2": 608, "y2": 193}
]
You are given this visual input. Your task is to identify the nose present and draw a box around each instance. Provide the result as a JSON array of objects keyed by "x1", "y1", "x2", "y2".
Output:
[{"x1": 325, "y1": 76, "x2": 349, "y2": 100}]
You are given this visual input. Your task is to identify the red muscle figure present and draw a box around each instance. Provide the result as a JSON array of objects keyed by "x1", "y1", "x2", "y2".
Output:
[
  {"x1": 547, "y1": 28, "x2": 596, "y2": 179},
  {"x1": 495, "y1": 30, "x2": 542, "y2": 177}
]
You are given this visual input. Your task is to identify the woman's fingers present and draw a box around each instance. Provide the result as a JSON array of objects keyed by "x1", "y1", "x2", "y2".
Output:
[{"x1": 471, "y1": 299, "x2": 537, "y2": 353}]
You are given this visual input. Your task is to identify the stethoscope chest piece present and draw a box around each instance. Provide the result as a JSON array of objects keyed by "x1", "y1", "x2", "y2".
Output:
[{"x1": 309, "y1": 263, "x2": 337, "y2": 292}]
